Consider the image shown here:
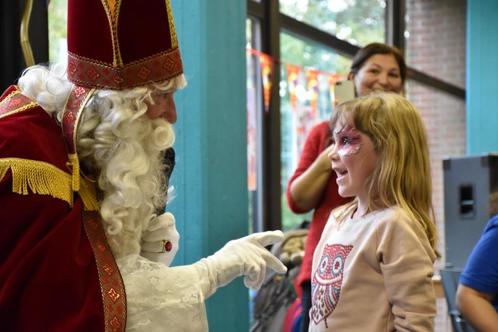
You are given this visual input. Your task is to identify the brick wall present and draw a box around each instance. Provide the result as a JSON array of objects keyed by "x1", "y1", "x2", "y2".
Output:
[{"x1": 405, "y1": 1, "x2": 467, "y2": 331}]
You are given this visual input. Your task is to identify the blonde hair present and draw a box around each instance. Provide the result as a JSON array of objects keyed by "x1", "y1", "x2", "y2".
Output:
[{"x1": 331, "y1": 92, "x2": 438, "y2": 254}]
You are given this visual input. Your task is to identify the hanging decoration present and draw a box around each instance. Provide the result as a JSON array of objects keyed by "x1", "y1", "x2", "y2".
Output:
[
  {"x1": 247, "y1": 48, "x2": 347, "y2": 115},
  {"x1": 259, "y1": 53, "x2": 273, "y2": 112},
  {"x1": 328, "y1": 74, "x2": 340, "y2": 110},
  {"x1": 305, "y1": 69, "x2": 320, "y2": 117},
  {"x1": 286, "y1": 64, "x2": 301, "y2": 111},
  {"x1": 246, "y1": 48, "x2": 348, "y2": 165}
]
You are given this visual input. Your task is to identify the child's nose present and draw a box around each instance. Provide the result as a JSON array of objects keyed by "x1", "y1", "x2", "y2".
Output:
[{"x1": 328, "y1": 145, "x2": 338, "y2": 161}]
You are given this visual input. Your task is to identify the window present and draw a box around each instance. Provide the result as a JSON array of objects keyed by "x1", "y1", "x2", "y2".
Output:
[
  {"x1": 247, "y1": 0, "x2": 385, "y2": 232},
  {"x1": 246, "y1": 17, "x2": 264, "y2": 232},
  {"x1": 48, "y1": 0, "x2": 67, "y2": 63},
  {"x1": 279, "y1": 32, "x2": 351, "y2": 229},
  {"x1": 280, "y1": 0, "x2": 386, "y2": 46},
  {"x1": 246, "y1": 0, "x2": 466, "y2": 238}
]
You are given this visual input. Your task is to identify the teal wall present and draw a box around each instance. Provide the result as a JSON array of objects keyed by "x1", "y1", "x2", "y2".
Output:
[
  {"x1": 467, "y1": 0, "x2": 498, "y2": 154},
  {"x1": 169, "y1": 1, "x2": 249, "y2": 331}
]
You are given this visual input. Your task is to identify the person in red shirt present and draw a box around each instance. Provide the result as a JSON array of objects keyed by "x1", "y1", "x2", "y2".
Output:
[{"x1": 286, "y1": 42, "x2": 406, "y2": 331}]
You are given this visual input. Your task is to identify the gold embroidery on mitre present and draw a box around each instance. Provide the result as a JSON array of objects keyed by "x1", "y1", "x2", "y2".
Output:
[
  {"x1": 165, "y1": 0, "x2": 178, "y2": 48},
  {"x1": 100, "y1": 0, "x2": 123, "y2": 67},
  {"x1": 0, "y1": 158, "x2": 73, "y2": 205}
]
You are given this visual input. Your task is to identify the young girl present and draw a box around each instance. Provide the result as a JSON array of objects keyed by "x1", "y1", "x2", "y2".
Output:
[
  {"x1": 309, "y1": 92, "x2": 438, "y2": 331},
  {"x1": 286, "y1": 43, "x2": 406, "y2": 332}
]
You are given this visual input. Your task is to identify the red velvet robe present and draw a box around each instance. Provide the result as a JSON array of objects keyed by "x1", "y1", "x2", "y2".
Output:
[{"x1": 0, "y1": 86, "x2": 106, "y2": 331}]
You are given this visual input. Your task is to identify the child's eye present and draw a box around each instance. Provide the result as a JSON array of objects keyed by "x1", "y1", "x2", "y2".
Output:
[{"x1": 341, "y1": 136, "x2": 352, "y2": 145}]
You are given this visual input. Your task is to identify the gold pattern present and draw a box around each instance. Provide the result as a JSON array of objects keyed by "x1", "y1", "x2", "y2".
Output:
[
  {"x1": 165, "y1": 0, "x2": 178, "y2": 48},
  {"x1": 100, "y1": 0, "x2": 123, "y2": 66},
  {"x1": 67, "y1": 49, "x2": 182, "y2": 89},
  {"x1": 110, "y1": 316, "x2": 121, "y2": 330},
  {"x1": 103, "y1": 264, "x2": 114, "y2": 275},
  {"x1": 62, "y1": 86, "x2": 99, "y2": 210},
  {"x1": 107, "y1": 0, "x2": 117, "y2": 14},
  {"x1": 0, "y1": 90, "x2": 37, "y2": 120},
  {"x1": 83, "y1": 213, "x2": 127, "y2": 332},
  {"x1": 70, "y1": 87, "x2": 95, "y2": 155},
  {"x1": 108, "y1": 288, "x2": 121, "y2": 302},
  {"x1": 0, "y1": 90, "x2": 18, "y2": 103}
]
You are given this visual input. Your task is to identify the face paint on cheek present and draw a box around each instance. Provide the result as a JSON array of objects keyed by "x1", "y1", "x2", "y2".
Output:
[
  {"x1": 338, "y1": 141, "x2": 362, "y2": 156},
  {"x1": 334, "y1": 125, "x2": 363, "y2": 157}
]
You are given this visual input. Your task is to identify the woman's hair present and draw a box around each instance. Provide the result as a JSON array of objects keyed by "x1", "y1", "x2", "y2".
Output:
[
  {"x1": 350, "y1": 42, "x2": 407, "y2": 84},
  {"x1": 18, "y1": 64, "x2": 186, "y2": 256},
  {"x1": 330, "y1": 92, "x2": 437, "y2": 253}
]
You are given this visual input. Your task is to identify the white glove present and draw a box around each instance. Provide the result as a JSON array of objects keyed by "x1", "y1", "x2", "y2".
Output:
[
  {"x1": 140, "y1": 212, "x2": 180, "y2": 266},
  {"x1": 200, "y1": 230, "x2": 287, "y2": 296}
]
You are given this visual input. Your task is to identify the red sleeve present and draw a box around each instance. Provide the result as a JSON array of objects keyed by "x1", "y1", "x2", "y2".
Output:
[
  {"x1": 0, "y1": 102, "x2": 105, "y2": 331},
  {"x1": 286, "y1": 121, "x2": 331, "y2": 213}
]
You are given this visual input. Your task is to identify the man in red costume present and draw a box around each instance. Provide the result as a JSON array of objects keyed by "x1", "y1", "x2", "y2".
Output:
[{"x1": 0, "y1": 0, "x2": 286, "y2": 330}]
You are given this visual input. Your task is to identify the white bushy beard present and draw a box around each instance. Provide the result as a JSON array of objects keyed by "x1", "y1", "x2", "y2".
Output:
[
  {"x1": 77, "y1": 92, "x2": 175, "y2": 257},
  {"x1": 18, "y1": 64, "x2": 181, "y2": 258}
]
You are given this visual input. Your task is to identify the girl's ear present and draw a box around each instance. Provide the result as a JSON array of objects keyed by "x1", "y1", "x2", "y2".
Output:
[{"x1": 347, "y1": 72, "x2": 354, "y2": 81}]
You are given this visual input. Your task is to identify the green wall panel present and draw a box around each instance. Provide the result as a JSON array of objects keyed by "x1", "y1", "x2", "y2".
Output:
[
  {"x1": 467, "y1": 0, "x2": 498, "y2": 154},
  {"x1": 169, "y1": 1, "x2": 249, "y2": 330}
]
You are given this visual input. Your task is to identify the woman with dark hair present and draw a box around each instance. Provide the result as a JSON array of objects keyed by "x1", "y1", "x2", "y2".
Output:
[
  {"x1": 286, "y1": 42, "x2": 406, "y2": 332},
  {"x1": 348, "y1": 42, "x2": 406, "y2": 96}
]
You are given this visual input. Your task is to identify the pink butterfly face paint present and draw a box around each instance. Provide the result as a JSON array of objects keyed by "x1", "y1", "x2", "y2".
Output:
[{"x1": 333, "y1": 124, "x2": 363, "y2": 157}]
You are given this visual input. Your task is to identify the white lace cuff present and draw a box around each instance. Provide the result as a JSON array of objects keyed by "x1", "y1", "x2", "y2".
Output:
[{"x1": 118, "y1": 255, "x2": 209, "y2": 331}]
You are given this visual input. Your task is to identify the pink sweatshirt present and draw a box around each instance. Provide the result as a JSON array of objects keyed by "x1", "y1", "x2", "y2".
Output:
[{"x1": 309, "y1": 205, "x2": 436, "y2": 331}]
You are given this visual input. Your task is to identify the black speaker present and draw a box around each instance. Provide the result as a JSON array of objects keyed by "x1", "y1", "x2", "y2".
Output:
[{"x1": 443, "y1": 154, "x2": 498, "y2": 270}]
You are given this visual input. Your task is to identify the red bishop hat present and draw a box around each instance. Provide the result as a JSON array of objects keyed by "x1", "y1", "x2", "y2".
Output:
[
  {"x1": 62, "y1": 0, "x2": 183, "y2": 196},
  {"x1": 67, "y1": 0, "x2": 183, "y2": 89}
]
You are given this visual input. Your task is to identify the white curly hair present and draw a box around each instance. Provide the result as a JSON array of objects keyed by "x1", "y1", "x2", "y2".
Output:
[{"x1": 18, "y1": 63, "x2": 186, "y2": 257}]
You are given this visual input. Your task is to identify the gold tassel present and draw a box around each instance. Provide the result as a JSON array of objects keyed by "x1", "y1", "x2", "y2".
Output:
[
  {"x1": 0, "y1": 158, "x2": 72, "y2": 205},
  {"x1": 0, "y1": 157, "x2": 100, "y2": 211},
  {"x1": 0, "y1": 164, "x2": 9, "y2": 181},
  {"x1": 79, "y1": 177, "x2": 99, "y2": 211},
  {"x1": 67, "y1": 153, "x2": 80, "y2": 192}
]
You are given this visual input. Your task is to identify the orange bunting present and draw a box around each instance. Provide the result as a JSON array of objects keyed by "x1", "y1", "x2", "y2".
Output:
[
  {"x1": 286, "y1": 64, "x2": 301, "y2": 111},
  {"x1": 328, "y1": 74, "x2": 339, "y2": 110},
  {"x1": 260, "y1": 54, "x2": 273, "y2": 112},
  {"x1": 246, "y1": 48, "x2": 347, "y2": 116},
  {"x1": 305, "y1": 69, "x2": 320, "y2": 116}
]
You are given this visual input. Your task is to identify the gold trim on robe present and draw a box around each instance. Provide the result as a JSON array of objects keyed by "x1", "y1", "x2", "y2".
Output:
[{"x1": 83, "y1": 211, "x2": 127, "y2": 332}]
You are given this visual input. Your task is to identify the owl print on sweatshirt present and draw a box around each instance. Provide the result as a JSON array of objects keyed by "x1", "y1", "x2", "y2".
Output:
[{"x1": 310, "y1": 243, "x2": 353, "y2": 328}]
